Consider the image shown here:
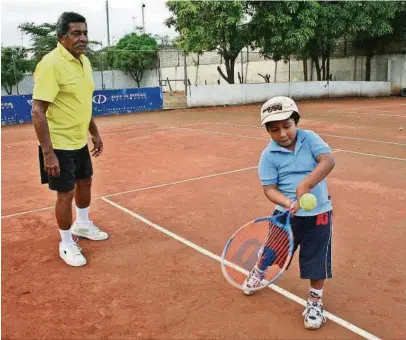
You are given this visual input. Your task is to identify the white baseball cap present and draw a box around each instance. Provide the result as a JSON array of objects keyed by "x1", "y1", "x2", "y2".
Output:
[{"x1": 260, "y1": 96, "x2": 299, "y2": 126}]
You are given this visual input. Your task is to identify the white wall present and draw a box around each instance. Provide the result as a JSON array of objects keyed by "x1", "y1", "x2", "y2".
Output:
[
  {"x1": 187, "y1": 81, "x2": 392, "y2": 108},
  {"x1": 2, "y1": 54, "x2": 404, "y2": 96}
]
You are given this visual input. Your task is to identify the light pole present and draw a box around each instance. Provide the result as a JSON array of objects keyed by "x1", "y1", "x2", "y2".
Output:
[
  {"x1": 105, "y1": 0, "x2": 111, "y2": 47},
  {"x1": 141, "y1": 3, "x2": 145, "y2": 34}
]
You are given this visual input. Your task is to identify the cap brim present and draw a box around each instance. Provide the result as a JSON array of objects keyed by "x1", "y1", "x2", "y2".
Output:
[{"x1": 261, "y1": 111, "x2": 294, "y2": 126}]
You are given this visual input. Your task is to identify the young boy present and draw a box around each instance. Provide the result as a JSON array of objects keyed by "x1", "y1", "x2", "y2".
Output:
[{"x1": 243, "y1": 96, "x2": 335, "y2": 330}]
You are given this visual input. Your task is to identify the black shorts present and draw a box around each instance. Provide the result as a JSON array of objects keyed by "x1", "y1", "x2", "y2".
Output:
[
  {"x1": 39, "y1": 145, "x2": 93, "y2": 192},
  {"x1": 274, "y1": 209, "x2": 333, "y2": 280}
]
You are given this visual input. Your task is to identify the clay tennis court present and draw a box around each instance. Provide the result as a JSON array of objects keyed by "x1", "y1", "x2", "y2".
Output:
[{"x1": 2, "y1": 96, "x2": 406, "y2": 339}]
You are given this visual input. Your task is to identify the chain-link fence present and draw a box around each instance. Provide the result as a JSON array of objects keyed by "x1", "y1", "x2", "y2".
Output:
[{"x1": 1, "y1": 47, "x2": 391, "y2": 109}]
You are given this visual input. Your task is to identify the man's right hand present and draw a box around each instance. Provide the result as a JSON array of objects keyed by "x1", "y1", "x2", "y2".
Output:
[{"x1": 44, "y1": 150, "x2": 60, "y2": 177}]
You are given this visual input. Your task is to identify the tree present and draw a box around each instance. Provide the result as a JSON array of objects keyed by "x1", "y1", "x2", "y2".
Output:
[
  {"x1": 153, "y1": 34, "x2": 174, "y2": 48},
  {"x1": 301, "y1": 2, "x2": 348, "y2": 81},
  {"x1": 1, "y1": 47, "x2": 31, "y2": 95},
  {"x1": 19, "y1": 22, "x2": 58, "y2": 64},
  {"x1": 296, "y1": 1, "x2": 402, "y2": 81},
  {"x1": 247, "y1": 1, "x2": 319, "y2": 63},
  {"x1": 112, "y1": 32, "x2": 158, "y2": 87},
  {"x1": 166, "y1": 0, "x2": 251, "y2": 84},
  {"x1": 85, "y1": 42, "x2": 104, "y2": 71},
  {"x1": 349, "y1": 1, "x2": 404, "y2": 80}
]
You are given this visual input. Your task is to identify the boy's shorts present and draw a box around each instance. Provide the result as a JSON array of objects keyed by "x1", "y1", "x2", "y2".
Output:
[
  {"x1": 39, "y1": 145, "x2": 93, "y2": 192},
  {"x1": 274, "y1": 209, "x2": 333, "y2": 280}
]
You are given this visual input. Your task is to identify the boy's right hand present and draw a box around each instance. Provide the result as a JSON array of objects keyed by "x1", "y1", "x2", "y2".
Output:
[{"x1": 288, "y1": 200, "x2": 300, "y2": 216}]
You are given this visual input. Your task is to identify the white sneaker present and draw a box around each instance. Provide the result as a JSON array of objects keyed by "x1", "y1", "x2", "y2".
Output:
[
  {"x1": 71, "y1": 220, "x2": 108, "y2": 241},
  {"x1": 59, "y1": 241, "x2": 87, "y2": 267},
  {"x1": 242, "y1": 266, "x2": 265, "y2": 296},
  {"x1": 303, "y1": 301, "x2": 327, "y2": 329}
]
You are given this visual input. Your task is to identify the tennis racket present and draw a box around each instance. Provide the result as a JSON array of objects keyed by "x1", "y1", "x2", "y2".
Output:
[{"x1": 221, "y1": 210, "x2": 294, "y2": 293}]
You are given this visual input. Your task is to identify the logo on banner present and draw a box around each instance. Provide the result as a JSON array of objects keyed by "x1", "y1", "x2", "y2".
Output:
[
  {"x1": 27, "y1": 100, "x2": 33, "y2": 106},
  {"x1": 93, "y1": 94, "x2": 107, "y2": 105}
]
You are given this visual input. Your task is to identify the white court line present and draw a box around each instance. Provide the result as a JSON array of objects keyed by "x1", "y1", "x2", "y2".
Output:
[
  {"x1": 101, "y1": 196, "x2": 381, "y2": 340},
  {"x1": 369, "y1": 109, "x2": 406, "y2": 114},
  {"x1": 98, "y1": 123, "x2": 212, "y2": 137},
  {"x1": 327, "y1": 103, "x2": 406, "y2": 112},
  {"x1": 175, "y1": 126, "x2": 406, "y2": 161},
  {"x1": 173, "y1": 126, "x2": 269, "y2": 141},
  {"x1": 1, "y1": 166, "x2": 258, "y2": 219},
  {"x1": 325, "y1": 111, "x2": 406, "y2": 118},
  {"x1": 103, "y1": 166, "x2": 258, "y2": 198},
  {"x1": 204, "y1": 122, "x2": 406, "y2": 146},
  {"x1": 333, "y1": 149, "x2": 406, "y2": 161},
  {"x1": 4, "y1": 124, "x2": 207, "y2": 147},
  {"x1": 103, "y1": 126, "x2": 168, "y2": 136},
  {"x1": 314, "y1": 134, "x2": 406, "y2": 146}
]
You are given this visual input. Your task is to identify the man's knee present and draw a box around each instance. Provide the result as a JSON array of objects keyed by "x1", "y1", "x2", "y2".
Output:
[
  {"x1": 76, "y1": 177, "x2": 92, "y2": 187},
  {"x1": 57, "y1": 190, "x2": 75, "y2": 203}
]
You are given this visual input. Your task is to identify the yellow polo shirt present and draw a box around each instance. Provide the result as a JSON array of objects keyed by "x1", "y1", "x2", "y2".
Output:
[{"x1": 33, "y1": 42, "x2": 95, "y2": 150}]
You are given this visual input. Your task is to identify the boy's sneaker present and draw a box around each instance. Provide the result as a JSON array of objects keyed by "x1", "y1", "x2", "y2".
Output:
[
  {"x1": 71, "y1": 220, "x2": 108, "y2": 241},
  {"x1": 242, "y1": 266, "x2": 265, "y2": 296},
  {"x1": 302, "y1": 300, "x2": 327, "y2": 329},
  {"x1": 59, "y1": 241, "x2": 87, "y2": 267}
]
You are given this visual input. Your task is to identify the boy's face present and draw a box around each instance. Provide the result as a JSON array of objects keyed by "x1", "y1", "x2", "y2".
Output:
[{"x1": 266, "y1": 118, "x2": 297, "y2": 148}]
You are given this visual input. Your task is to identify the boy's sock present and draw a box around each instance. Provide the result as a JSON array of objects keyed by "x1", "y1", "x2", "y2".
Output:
[{"x1": 309, "y1": 287, "x2": 323, "y2": 304}]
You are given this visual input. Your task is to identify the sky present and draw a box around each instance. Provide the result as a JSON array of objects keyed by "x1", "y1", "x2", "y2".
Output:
[{"x1": 1, "y1": 0, "x2": 178, "y2": 48}]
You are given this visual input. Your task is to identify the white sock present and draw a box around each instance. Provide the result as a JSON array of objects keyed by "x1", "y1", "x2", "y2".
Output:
[
  {"x1": 309, "y1": 288, "x2": 323, "y2": 303},
  {"x1": 76, "y1": 206, "x2": 89, "y2": 223},
  {"x1": 59, "y1": 229, "x2": 74, "y2": 245}
]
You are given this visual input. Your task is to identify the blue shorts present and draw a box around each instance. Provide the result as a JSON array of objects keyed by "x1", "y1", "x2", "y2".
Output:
[{"x1": 274, "y1": 210, "x2": 333, "y2": 280}]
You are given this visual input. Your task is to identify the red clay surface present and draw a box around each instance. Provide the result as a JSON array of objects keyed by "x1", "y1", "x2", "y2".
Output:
[{"x1": 2, "y1": 96, "x2": 406, "y2": 339}]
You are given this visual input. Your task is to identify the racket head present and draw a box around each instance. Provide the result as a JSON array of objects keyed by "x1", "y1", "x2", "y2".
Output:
[{"x1": 221, "y1": 211, "x2": 294, "y2": 292}]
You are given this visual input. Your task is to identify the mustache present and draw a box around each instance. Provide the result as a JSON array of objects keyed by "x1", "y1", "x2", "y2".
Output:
[{"x1": 75, "y1": 42, "x2": 88, "y2": 48}]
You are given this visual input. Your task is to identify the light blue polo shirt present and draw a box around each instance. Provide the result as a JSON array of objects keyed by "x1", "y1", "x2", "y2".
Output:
[{"x1": 258, "y1": 129, "x2": 332, "y2": 216}]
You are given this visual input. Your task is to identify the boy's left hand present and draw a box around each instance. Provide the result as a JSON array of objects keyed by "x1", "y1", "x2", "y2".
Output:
[
  {"x1": 296, "y1": 180, "x2": 312, "y2": 199},
  {"x1": 292, "y1": 180, "x2": 312, "y2": 216}
]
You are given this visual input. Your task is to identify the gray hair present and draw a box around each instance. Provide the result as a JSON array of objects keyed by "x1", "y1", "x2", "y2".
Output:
[{"x1": 56, "y1": 12, "x2": 87, "y2": 37}]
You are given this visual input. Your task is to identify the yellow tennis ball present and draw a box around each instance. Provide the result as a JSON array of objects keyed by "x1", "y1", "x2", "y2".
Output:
[{"x1": 299, "y1": 193, "x2": 317, "y2": 211}]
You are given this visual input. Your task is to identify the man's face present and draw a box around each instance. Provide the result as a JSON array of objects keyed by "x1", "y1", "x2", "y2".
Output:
[{"x1": 60, "y1": 22, "x2": 88, "y2": 58}]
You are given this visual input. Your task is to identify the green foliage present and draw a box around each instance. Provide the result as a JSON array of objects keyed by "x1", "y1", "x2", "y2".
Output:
[
  {"x1": 166, "y1": 0, "x2": 250, "y2": 84},
  {"x1": 112, "y1": 32, "x2": 158, "y2": 87},
  {"x1": 1, "y1": 47, "x2": 31, "y2": 94},
  {"x1": 85, "y1": 42, "x2": 104, "y2": 71},
  {"x1": 247, "y1": 1, "x2": 319, "y2": 62},
  {"x1": 299, "y1": 2, "x2": 349, "y2": 80},
  {"x1": 19, "y1": 22, "x2": 58, "y2": 63},
  {"x1": 348, "y1": 1, "x2": 404, "y2": 80}
]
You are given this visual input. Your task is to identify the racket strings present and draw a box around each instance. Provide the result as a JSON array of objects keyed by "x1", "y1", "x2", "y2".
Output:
[{"x1": 257, "y1": 221, "x2": 290, "y2": 271}]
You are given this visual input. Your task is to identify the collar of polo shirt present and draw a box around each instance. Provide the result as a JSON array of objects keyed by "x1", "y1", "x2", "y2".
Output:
[{"x1": 57, "y1": 42, "x2": 85, "y2": 62}]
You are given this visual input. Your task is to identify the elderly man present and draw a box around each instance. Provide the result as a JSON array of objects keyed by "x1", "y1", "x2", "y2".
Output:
[{"x1": 32, "y1": 12, "x2": 108, "y2": 267}]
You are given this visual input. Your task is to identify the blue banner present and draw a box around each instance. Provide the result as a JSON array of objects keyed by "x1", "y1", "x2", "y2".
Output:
[
  {"x1": 1, "y1": 87, "x2": 163, "y2": 125},
  {"x1": 1, "y1": 94, "x2": 33, "y2": 125},
  {"x1": 92, "y1": 87, "x2": 163, "y2": 117}
]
